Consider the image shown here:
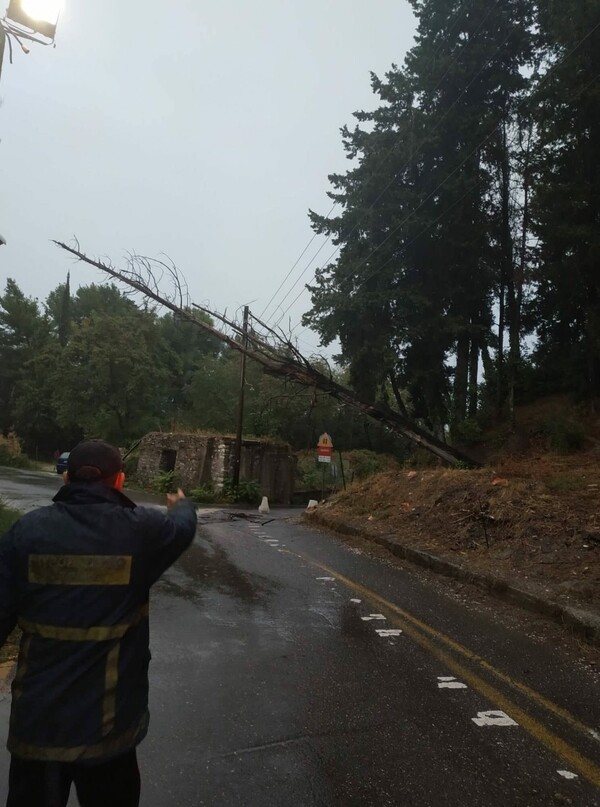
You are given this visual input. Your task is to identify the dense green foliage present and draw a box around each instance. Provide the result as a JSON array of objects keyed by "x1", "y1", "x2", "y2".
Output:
[
  {"x1": 0, "y1": 279, "x2": 409, "y2": 459},
  {"x1": 303, "y1": 0, "x2": 600, "y2": 433}
]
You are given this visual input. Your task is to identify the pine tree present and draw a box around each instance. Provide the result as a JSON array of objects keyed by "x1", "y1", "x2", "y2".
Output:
[
  {"x1": 305, "y1": 0, "x2": 533, "y2": 433},
  {"x1": 530, "y1": 0, "x2": 600, "y2": 397}
]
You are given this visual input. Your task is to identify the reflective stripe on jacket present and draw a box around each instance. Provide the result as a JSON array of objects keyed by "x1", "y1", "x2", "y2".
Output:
[{"x1": 0, "y1": 482, "x2": 197, "y2": 762}]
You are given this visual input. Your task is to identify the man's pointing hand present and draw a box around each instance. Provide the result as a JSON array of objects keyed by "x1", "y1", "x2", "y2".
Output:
[{"x1": 166, "y1": 488, "x2": 187, "y2": 509}]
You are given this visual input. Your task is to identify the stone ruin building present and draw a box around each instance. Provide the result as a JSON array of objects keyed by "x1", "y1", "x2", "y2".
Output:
[{"x1": 136, "y1": 432, "x2": 294, "y2": 504}]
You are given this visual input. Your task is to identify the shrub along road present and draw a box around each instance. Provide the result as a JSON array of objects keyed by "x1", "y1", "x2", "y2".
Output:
[{"x1": 0, "y1": 470, "x2": 599, "y2": 804}]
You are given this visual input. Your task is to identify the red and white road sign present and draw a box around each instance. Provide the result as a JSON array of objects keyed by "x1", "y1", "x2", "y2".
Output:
[{"x1": 317, "y1": 433, "x2": 333, "y2": 463}]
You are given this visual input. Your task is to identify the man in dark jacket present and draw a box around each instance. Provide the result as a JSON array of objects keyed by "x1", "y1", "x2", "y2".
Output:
[{"x1": 0, "y1": 439, "x2": 197, "y2": 807}]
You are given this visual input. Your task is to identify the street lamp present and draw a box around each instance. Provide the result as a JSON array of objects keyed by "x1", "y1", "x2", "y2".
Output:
[
  {"x1": 1, "y1": 0, "x2": 61, "y2": 80},
  {"x1": 0, "y1": 0, "x2": 61, "y2": 246},
  {"x1": 5, "y1": 0, "x2": 61, "y2": 41}
]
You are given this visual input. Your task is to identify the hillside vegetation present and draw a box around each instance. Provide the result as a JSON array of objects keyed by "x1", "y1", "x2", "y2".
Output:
[{"x1": 314, "y1": 399, "x2": 600, "y2": 612}]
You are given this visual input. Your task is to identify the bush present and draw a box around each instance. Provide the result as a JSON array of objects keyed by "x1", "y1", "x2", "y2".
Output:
[
  {"x1": 221, "y1": 477, "x2": 261, "y2": 505},
  {"x1": 543, "y1": 418, "x2": 585, "y2": 454},
  {"x1": 0, "y1": 432, "x2": 31, "y2": 469},
  {"x1": 188, "y1": 484, "x2": 218, "y2": 504},
  {"x1": 452, "y1": 417, "x2": 485, "y2": 446},
  {"x1": 296, "y1": 449, "x2": 399, "y2": 489},
  {"x1": 349, "y1": 451, "x2": 393, "y2": 480},
  {"x1": 235, "y1": 479, "x2": 261, "y2": 504},
  {"x1": 149, "y1": 470, "x2": 178, "y2": 494},
  {"x1": 295, "y1": 454, "x2": 322, "y2": 490}
]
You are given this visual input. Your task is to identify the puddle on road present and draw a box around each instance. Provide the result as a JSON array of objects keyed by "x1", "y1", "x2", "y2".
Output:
[{"x1": 160, "y1": 537, "x2": 276, "y2": 607}]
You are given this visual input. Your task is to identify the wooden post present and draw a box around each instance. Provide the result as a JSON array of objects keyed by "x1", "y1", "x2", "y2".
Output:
[
  {"x1": 232, "y1": 306, "x2": 249, "y2": 491},
  {"x1": 338, "y1": 449, "x2": 346, "y2": 490}
]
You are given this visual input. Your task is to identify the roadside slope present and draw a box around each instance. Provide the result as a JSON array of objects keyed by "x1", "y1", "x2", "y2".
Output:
[{"x1": 304, "y1": 455, "x2": 600, "y2": 618}]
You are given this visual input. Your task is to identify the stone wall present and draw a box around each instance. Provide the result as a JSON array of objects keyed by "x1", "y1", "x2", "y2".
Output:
[{"x1": 136, "y1": 433, "x2": 294, "y2": 503}]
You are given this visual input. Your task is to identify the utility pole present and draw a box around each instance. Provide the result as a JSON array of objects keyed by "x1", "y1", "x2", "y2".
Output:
[{"x1": 232, "y1": 305, "x2": 249, "y2": 491}]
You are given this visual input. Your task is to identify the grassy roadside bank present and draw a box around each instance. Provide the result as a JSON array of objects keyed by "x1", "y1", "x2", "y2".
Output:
[{"x1": 306, "y1": 453, "x2": 600, "y2": 615}]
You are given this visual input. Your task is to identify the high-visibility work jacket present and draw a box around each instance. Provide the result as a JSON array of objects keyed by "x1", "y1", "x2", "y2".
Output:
[{"x1": 0, "y1": 482, "x2": 197, "y2": 763}]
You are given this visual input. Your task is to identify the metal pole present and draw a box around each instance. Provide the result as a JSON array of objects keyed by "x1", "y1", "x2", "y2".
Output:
[
  {"x1": 232, "y1": 305, "x2": 249, "y2": 490},
  {"x1": 338, "y1": 449, "x2": 346, "y2": 490}
]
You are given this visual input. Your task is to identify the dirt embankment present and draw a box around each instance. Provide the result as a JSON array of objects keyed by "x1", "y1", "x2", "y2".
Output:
[{"x1": 309, "y1": 453, "x2": 600, "y2": 613}]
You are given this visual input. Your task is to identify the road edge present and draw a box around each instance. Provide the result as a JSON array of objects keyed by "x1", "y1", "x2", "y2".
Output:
[{"x1": 303, "y1": 510, "x2": 600, "y2": 647}]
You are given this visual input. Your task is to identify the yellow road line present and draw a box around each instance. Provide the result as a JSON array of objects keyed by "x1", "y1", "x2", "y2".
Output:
[
  {"x1": 305, "y1": 553, "x2": 598, "y2": 742},
  {"x1": 302, "y1": 553, "x2": 600, "y2": 790}
]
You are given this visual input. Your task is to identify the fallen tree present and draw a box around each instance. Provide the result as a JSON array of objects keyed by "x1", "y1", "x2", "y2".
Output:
[{"x1": 54, "y1": 241, "x2": 480, "y2": 468}]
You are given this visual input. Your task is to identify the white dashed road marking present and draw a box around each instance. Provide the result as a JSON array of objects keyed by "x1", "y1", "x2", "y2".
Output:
[
  {"x1": 375, "y1": 629, "x2": 403, "y2": 637},
  {"x1": 316, "y1": 577, "x2": 335, "y2": 581},
  {"x1": 472, "y1": 711, "x2": 518, "y2": 727},
  {"x1": 350, "y1": 598, "x2": 361, "y2": 604},
  {"x1": 361, "y1": 614, "x2": 386, "y2": 621},
  {"x1": 437, "y1": 676, "x2": 467, "y2": 689},
  {"x1": 557, "y1": 771, "x2": 578, "y2": 780}
]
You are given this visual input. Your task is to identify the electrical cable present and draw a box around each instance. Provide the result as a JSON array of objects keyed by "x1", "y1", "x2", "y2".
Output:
[
  {"x1": 271, "y1": 10, "x2": 516, "y2": 328},
  {"x1": 262, "y1": 0, "x2": 504, "y2": 326},
  {"x1": 258, "y1": 202, "x2": 336, "y2": 320}
]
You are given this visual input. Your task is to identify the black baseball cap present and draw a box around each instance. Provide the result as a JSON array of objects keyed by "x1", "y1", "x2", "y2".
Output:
[{"x1": 67, "y1": 440, "x2": 123, "y2": 481}]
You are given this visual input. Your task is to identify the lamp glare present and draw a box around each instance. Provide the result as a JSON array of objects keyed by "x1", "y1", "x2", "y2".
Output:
[{"x1": 20, "y1": 0, "x2": 61, "y2": 25}]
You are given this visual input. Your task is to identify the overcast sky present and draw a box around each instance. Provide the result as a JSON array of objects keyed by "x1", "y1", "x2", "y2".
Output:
[{"x1": 1, "y1": 1, "x2": 416, "y2": 354}]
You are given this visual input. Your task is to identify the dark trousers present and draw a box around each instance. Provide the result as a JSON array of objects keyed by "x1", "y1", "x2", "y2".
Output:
[{"x1": 7, "y1": 751, "x2": 140, "y2": 807}]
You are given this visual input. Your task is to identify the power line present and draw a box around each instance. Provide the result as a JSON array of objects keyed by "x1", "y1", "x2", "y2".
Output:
[
  {"x1": 263, "y1": 0, "x2": 504, "y2": 325},
  {"x1": 258, "y1": 202, "x2": 336, "y2": 321},
  {"x1": 266, "y1": 230, "x2": 335, "y2": 323},
  {"x1": 343, "y1": 17, "x2": 600, "y2": 287},
  {"x1": 271, "y1": 9, "x2": 515, "y2": 327}
]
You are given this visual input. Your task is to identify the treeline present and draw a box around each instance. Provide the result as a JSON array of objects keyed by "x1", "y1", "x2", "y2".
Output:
[
  {"x1": 304, "y1": 0, "x2": 600, "y2": 439},
  {"x1": 0, "y1": 277, "x2": 405, "y2": 458}
]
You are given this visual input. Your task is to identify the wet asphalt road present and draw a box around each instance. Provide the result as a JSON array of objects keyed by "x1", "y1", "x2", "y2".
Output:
[
  {"x1": 0, "y1": 466, "x2": 164, "y2": 511},
  {"x1": 1, "y1": 469, "x2": 600, "y2": 805}
]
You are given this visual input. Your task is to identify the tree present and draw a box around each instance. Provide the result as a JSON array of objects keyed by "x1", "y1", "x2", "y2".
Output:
[
  {"x1": 158, "y1": 309, "x2": 222, "y2": 421},
  {"x1": 305, "y1": 0, "x2": 533, "y2": 434},
  {"x1": 51, "y1": 309, "x2": 169, "y2": 444},
  {"x1": 530, "y1": 0, "x2": 600, "y2": 398},
  {"x1": 55, "y1": 240, "x2": 480, "y2": 465},
  {"x1": 0, "y1": 279, "x2": 48, "y2": 432},
  {"x1": 12, "y1": 341, "x2": 81, "y2": 455}
]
